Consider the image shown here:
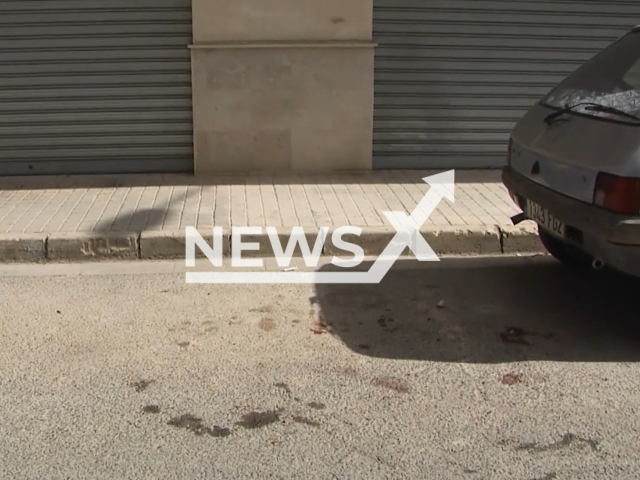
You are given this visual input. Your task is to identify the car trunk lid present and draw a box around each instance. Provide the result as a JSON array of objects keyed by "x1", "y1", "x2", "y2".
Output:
[{"x1": 510, "y1": 104, "x2": 640, "y2": 204}]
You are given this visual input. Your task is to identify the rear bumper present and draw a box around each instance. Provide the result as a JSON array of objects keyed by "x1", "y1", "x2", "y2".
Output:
[
  {"x1": 502, "y1": 166, "x2": 640, "y2": 246},
  {"x1": 502, "y1": 166, "x2": 640, "y2": 277}
]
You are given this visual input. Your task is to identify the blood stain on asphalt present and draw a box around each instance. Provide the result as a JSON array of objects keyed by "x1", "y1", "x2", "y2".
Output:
[
  {"x1": 167, "y1": 414, "x2": 231, "y2": 438},
  {"x1": 131, "y1": 379, "x2": 155, "y2": 392},
  {"x1": 371, "y1": 376, "x2": 410, "y2": 393},
  {"x1": 292, "y1": 415, "x2": 320, "y2": 427},
  {"x1": 259, "y1": 318, "x2": 277, "y2": 331},
  {"x1": 235, "y1": 410, "x2": 281, "y2": 429}
]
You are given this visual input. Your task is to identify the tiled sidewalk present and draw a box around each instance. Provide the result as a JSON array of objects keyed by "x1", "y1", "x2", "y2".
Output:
[
  {"x1": 0, "y1": 169, "x2": 542, "y2": 263},
  {"x1": 0, "y1": 170, "x2": 520, "y2": 235}
]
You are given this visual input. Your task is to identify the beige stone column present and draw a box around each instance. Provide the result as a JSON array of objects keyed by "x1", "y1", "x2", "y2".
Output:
[{"x1": 190, "y1": 0, "x2": 375, "y2": 174}]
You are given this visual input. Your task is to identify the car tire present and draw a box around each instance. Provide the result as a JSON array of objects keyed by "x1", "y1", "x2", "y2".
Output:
[{"x1": 538, "y1": 229, "x2": 592, "y2": 269}]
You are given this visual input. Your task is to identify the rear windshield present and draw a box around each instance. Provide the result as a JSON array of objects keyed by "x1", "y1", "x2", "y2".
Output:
[{"x1": 541, "y1": 31, "x2": 640, "y2": 117}]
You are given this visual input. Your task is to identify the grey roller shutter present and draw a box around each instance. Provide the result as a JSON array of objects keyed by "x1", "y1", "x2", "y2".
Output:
[
  {"x1": 373, "y1": 0, "x2": 640, "y2": 169},
  {"x1": 0, "y1": 0, "x2": 193, "y2": 176}
]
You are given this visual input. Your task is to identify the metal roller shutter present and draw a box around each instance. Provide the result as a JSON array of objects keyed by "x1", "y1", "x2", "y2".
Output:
[
  {"x1": 0, "y1": 0, "x2": 193, "y2": 176},
  {"x1": 373, "y1": 0, "x2": 640, "y2": 169}
]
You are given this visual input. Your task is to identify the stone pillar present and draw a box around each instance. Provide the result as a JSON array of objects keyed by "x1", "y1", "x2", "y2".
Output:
[{"x1": 190, "y1": 0, "x2": 374, "y2": 174}]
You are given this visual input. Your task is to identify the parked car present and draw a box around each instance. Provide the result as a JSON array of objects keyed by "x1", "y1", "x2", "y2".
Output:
[{"x1": 502, "y1": 24, "x2": 640, "y2": 276}]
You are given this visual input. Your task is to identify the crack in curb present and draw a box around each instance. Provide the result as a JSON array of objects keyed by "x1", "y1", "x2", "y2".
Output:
[{"x1": 135, "y1": 233, "x2": 142, "y2": 259}]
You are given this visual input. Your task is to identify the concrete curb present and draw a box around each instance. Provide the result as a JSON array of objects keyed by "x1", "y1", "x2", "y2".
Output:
[
  {"x1": 140, "y1": 230, "x2": 230, "y2": 260},
  {"x1": 424, "y1": 225, "x2": 503, "y2": 255},
  {"x1": 0, "y1": 233, "x2": 47, "y2": 263},
  {"x1": 499, "y1": 223, "x2": 545, "y2": 254},
  {"x1": 0, "y1": 224, "x2": 545, "y2": 263},
  {"x1": 47, "y1": 232, "x2": 139, "y2": 262}
]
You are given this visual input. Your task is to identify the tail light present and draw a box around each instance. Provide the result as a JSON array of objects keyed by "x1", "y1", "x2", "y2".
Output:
[{"x1": 593, "y1": 172, "x2": 640, "y2": 215}]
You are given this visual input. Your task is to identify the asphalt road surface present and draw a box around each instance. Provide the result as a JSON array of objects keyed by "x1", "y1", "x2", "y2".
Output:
[{"x1": 1, "y1": 256, "x2": 640, "y2": 479}]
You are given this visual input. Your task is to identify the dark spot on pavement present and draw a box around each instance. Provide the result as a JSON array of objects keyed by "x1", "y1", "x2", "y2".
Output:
[
  {"x1": 235, "y1": 410, "x2": 280, "y2": 429},
  {"x1": 142, "y1": 405, "x2": 161, "y2": 414},
  {"x1": 307, "y1": 402, "x2": 326, "y2": 410},
  {"x1": 378, "y1": 315, "x2": 400, "y2": 333},
  {"x1": 168, "y1": 413, "x2": 199, "y2": 429},
  {"x1": 275, "y1": 382, "x2": 291, "y2": 394},
  {"x1": 205, "y1": 327, "x2": 217, "y2": 333},
  {"x1": 463, "y1": 469, "x2": 478, "y2": 474},
  {"x1": 177, "y1": 341, "x2": 190, "y2": 348},
  {"x1": 292, "y1": 319, "x2": 301, "y2": 324},
  {"x1": 56, "y1": 310, "x2": 61, "y2": 314},
  {"x1": 357, "y1": 343, "x2": 371, "y2": 350},
  {"x1": 341, "y1": 367, "x2": 358, "y2": 377},
  {"x1": 516, "y1": 433, "x2": 598, "y2": 453},
  {"x1": 168, "y1": 414, "x2": 231, "y2": 438},
  {"x1": 311, "y1": 320, "x2": 329, "y2": 334},
  {"x1": 331, "y1": 16, "x2": 345, "y2": 23},
  {"x1": 372, "y1": 376, "x2": 410, "y2": 393},
  {"x1": 500, "y1": 327, "x2": 532, "y2": 346},
  {"x1": 251, "y1": 305, "x2": 274, "y2": 313},
  {"x1": 259, "y1": 318, "x2": 276, "y2": 331},
  {"x1": 131, "y1": 379, "x2": 154, "y2": 392},
  {"x1": 500, "y1": 327, "x2": 556, "y2": 346},
  {"x1": 292, "y1": 415, "x2": 320, "y2": 427},
  {"x1": 210, "y1": 426, "x2": 232, "y2": 437},
  {"x1": 501, "y1": 373, "x2": 522, "y2": 386}
]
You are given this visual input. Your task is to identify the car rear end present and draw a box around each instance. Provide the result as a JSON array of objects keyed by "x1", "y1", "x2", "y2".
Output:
[{"x1": 502, "y1": 26, "x2": 640, "y2": 276}]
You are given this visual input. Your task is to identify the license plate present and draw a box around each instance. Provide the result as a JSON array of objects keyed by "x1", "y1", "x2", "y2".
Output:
[{"x1": 525, "y1": 200, "x2": 565, "y2": 238}]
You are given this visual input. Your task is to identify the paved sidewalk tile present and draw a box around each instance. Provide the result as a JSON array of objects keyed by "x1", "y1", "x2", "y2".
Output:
[{"x1": 0, "y1": 170, "x2": 520, "y2": 235}]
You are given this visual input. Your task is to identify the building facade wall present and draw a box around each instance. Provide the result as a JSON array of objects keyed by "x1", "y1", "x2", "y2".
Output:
[{"x1": 191, "y1": 0, "x2": 375, "y2": 175}]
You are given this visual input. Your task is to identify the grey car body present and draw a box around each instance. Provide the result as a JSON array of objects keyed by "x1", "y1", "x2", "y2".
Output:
[{"x1": 502, "y1": 25, "x2": 640, "y2": 277}]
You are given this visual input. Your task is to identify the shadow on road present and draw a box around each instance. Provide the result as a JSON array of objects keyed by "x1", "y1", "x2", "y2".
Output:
[{"x1": 314, "y1": 256, "x2": 640, "y2": 363}]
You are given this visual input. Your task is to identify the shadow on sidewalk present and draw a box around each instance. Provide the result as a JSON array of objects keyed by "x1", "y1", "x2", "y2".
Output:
[
  {"x1": 91, "y1": 192, "x2": 188, "y2": 232},
  {"x1": 314, "y1": 257, "x2": 640, "y2": 364},
  {"x1": 0, "y1": 169, "x2": 502, "y2": 191}
]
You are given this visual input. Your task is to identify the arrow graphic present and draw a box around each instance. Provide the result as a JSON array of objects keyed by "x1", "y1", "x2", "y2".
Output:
[{"x1": 185, "y1": 170, "x2": 455, "y2": 284}]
